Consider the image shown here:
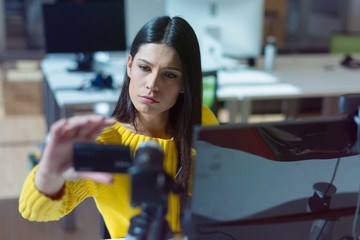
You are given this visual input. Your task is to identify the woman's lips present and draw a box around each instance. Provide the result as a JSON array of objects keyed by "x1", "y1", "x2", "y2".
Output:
[{"x1": 141, "y1": 96, "x2": 159, "y2": 103}]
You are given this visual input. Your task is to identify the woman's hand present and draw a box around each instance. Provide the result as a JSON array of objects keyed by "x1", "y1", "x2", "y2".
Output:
[{"x1": 35, "y1": 115, "x2": 116, "y2": 197}]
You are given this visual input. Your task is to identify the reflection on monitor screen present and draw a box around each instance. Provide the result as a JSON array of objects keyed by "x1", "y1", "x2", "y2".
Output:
[
  {"x1": 42, "y1": 2, "x2": 126, "y2": 72},
  {"x1": 187, "y1": 116, "x2": 360, "y2": 240},
  {"x1": 165, "y1": 0, "x2": 264, "y2": 61}
]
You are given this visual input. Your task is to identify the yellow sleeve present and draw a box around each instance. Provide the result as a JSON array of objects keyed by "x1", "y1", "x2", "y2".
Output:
[
  {"x1": 201, "y1": 105, "x2": 219, "y2": 126},
  {"x1": 19, "y1": 165, "x2": 97, "y2": 222}
]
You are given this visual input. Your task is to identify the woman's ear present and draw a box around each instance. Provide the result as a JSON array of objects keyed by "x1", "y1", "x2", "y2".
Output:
[{"x1": 127, "y1": 54, "x2": 133, "y2": 77}]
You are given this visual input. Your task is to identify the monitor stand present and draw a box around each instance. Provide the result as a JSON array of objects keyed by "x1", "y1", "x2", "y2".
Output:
[
  {"x1": 247, "y1": 57, "x2": 256, "y2": 67},
  {"x1": 68, "y1": 52, "x2": 94, "y2": 72}
]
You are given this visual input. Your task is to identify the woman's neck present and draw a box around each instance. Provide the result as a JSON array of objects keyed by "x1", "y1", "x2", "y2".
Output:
[{"x1": 124, "y1": 112, "x2": 173, "y2": 139}]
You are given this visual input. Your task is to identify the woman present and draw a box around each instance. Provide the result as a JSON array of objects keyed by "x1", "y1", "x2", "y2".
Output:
[{"x1": 19, "y1": 16, "x2": 218, "y2": 238}]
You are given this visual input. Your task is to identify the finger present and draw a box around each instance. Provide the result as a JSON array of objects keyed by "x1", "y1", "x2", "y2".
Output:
[
  {"x1": 49, "y1": 118, "x2": 68, "y2": 142},
  {"x1": 78, "y1": 172, "x2": 114, "y2": 184},
  {"x1": 76, "y1": 116, "x2": 116, "y2": 140},
  {"x1": 76, "y1": 115, "x2": 106, "y2": 138},
  {"x1": 85, "y1": 118, "x2": 117, "y2": 142},
  {"x1": 59, "y1": 116, "x2": 90, "y2": 139},
  {"x1": 63, "y1": 167, "x2": 114, "y2": 184},
  {"x1": 61, "y1": 126, "x2": 80, "y2": 140},
  {"x1": 84, "y1": 117, "x2": 116, "y2": 139},
  {"x1": 59, "y1": 115, "x2": 102, "y2": 140},
  {"x1": 49, "y1": 115, "x2": 116, "y2": 143}
]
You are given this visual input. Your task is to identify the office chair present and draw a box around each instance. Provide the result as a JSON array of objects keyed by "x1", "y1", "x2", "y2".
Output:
[{"x1": 202, "y1": 71, "x2": 219, "y2": 115}]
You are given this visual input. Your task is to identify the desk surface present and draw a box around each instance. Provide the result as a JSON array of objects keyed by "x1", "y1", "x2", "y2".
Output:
[
  {"x1": 217, "y1": 53, "x2": 360, "y2": 101},
  {"x1": 43, "y1": 53, "x2": 360, "y2": 101},
  {"x1": 41, "y1": 53, "x2": 127, "y2": 90},
  {"x1": 41, "y1": 53, "x2": 360, "y2": 122},
  {"x1": 41, "y1": 53, "x2": 126, "y2": 115},
  {"x1": 44, "y1": 53, "x2": 360, "y2": 100}
]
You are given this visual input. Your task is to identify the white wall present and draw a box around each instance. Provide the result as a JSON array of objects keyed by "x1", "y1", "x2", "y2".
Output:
[
  {"x1": 124, "y1": 0, "x2": 165, "y2": 48},
  {"x1": 346, "y1": 0, "x2": 360, "y2": 32}
]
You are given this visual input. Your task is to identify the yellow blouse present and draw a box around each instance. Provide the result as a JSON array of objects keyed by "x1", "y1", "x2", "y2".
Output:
[{"x1": 19, "y1": 105, "x2": 219, "y2": 238}]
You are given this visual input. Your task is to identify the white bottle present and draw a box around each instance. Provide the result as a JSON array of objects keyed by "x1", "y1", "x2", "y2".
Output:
[{"x1": 264, "y1": 36, "x2": 277, "y2": 72}]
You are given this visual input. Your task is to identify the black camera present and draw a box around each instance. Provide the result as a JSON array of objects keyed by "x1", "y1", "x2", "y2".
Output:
[{"x1": 73, "y1": 143, "x2": 131, "y2": 173}]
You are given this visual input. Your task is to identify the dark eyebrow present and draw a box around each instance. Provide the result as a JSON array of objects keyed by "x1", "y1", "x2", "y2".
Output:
[
  {"x1": 164, "y1": 66, "x2": 182, "y2": 73},
  {"x1": 138, "y1": 58, "x2": 153, "y2": 66},
  {"x1": 137, "y1": 58, "x2": 182, "y2": 73}
]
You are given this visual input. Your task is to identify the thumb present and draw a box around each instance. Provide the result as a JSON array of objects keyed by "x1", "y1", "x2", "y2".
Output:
[{"x1": 63, "y1": 167, "x2": 114, "y2": 184}]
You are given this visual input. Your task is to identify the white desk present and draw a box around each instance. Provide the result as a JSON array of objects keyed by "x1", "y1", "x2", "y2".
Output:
[
  {"x1": 42, "y1": 53, "x2": 360, "y2": 129},
  {"x1": 41, "y1": 53, "x2": 126, "y2": 130},
  {"x1": 218, "y1": 54, "x2": 360, "y2": 122}
]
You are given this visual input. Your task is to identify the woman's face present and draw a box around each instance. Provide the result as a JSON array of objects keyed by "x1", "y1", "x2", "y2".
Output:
[{"x1": 127, "y1": 43, "x2": 184, "y2": 118}]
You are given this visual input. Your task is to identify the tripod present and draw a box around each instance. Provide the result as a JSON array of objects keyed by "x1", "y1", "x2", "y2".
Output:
[
  {"x1": 126, "y1": 141, "x2": 182, "y2": 240},
  {"x1": 127, "y1": 202, "x2": 172, "y2": 240}
]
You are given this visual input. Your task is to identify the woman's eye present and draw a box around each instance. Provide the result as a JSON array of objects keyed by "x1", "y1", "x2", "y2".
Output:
[
  {"x1": 139, "y1": 65, "x2": 150, "y2": 71},
  {"x1": 165, "y1": 72, "x2": 177, "y2": 79}
]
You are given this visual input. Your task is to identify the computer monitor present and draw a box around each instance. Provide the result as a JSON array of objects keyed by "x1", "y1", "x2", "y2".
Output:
[
  {"x1": 165, "y1": 0, "x2": 264, "y2": 65},
  {"x1": 330, "y1": 32, "x2": 360, "y2": 54},
  {"x1": 42, "y1": 1, "x2": 126, "y2": 72},
  {"x1": 187, "y1": 114, "x2": 360, "y2": 239}
]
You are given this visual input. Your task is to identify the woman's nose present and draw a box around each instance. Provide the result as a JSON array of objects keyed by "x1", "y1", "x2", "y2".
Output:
[{"x1": 146, "y1": 73, "x2": 160, "y2": 91}]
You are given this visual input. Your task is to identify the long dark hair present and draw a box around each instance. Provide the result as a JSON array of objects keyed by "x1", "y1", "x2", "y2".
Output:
[{"x1": 111, "y1": 16, "x2": 202, "y2": 194}]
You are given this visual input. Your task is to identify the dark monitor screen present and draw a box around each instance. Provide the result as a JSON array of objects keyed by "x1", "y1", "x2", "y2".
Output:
[
  {"x1": 188, "y1": 116, "x2": 360, "y2": 239},
  {"x1": 42, "y1": 2, "x2": 126, "y2": 53},
  {"x1": 42, "y1": 2, "x2": 126, "y2": 71}
]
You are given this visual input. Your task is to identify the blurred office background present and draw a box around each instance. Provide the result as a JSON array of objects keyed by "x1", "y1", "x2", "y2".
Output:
[
  {"x1": 2, "y1": 0, "x2": 360, "y2": 118},
  {"x1": 1, "y1": 0, "x2": 360, "y2": 239},
  {"x1": 2, "y1": 0, "x2": 360, "y2": 56}
]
